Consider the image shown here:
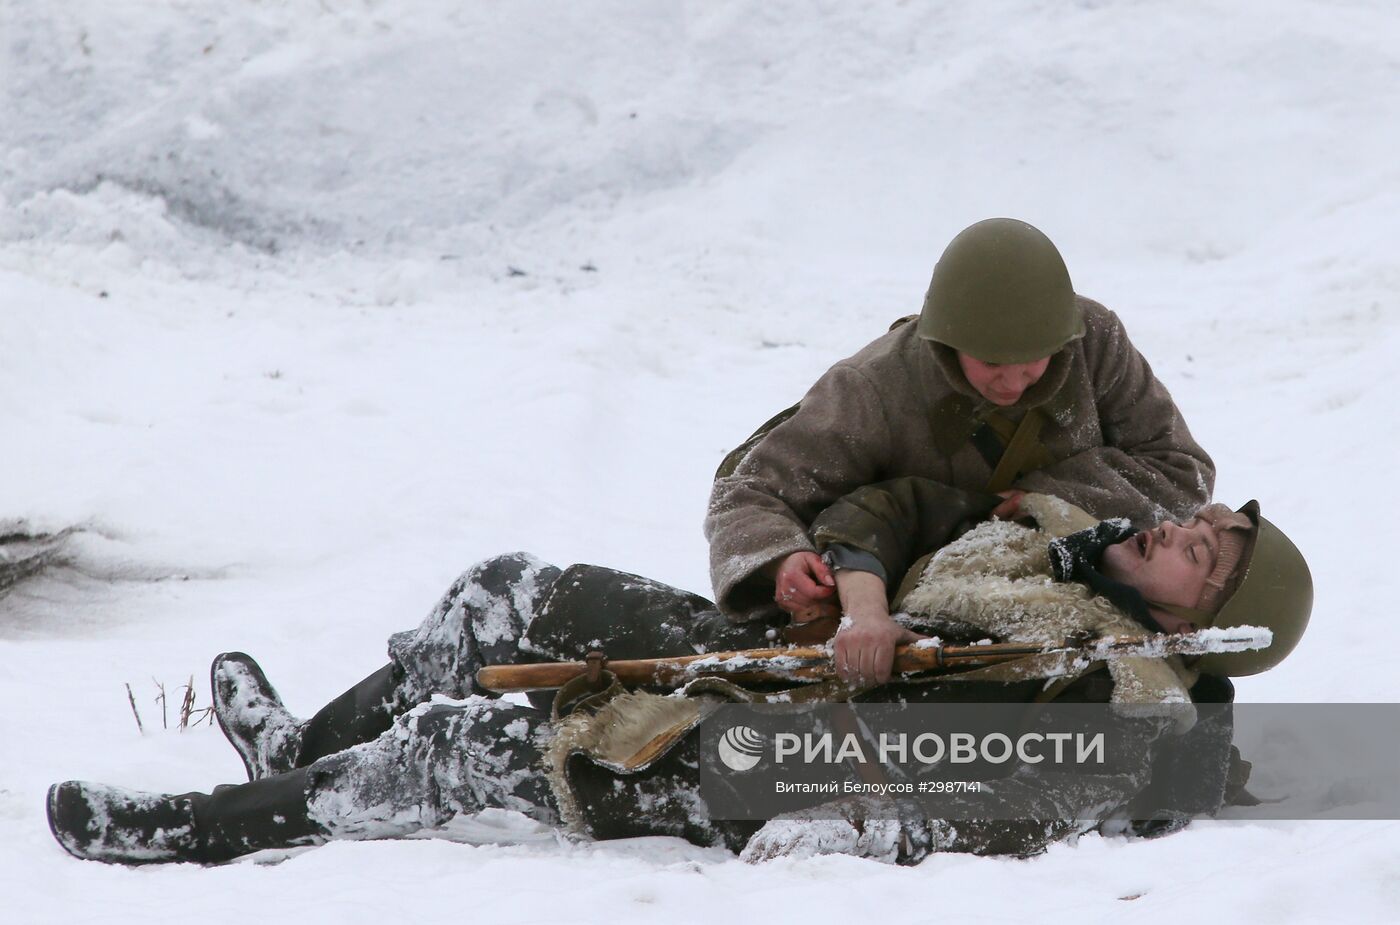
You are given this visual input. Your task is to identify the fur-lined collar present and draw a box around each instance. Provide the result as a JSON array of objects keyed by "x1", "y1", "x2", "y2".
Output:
[{"x1": 899, "y1": 494, "x2": 1198, "y2": 727}]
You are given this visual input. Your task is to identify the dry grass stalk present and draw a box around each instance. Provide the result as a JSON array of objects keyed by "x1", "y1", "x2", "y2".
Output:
[
  {"x1": 125, "y1": 683, "x2": 145, "y2": 735},
  {"x1": 153, "y1": 679, "x2": 168, "y2": 730},
  {"x1": 178, "y1": 676, "x2": 196, "y2": 729},
  {"x1": 124, "y1": 675, "x2": 215, "y2": 735},
  {"x1": 177, "y1": 675, "x2": 214, "y2": 729}
]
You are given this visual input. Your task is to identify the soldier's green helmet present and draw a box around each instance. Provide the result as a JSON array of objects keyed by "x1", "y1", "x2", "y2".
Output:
[
  {"x1": 1195, "y1": 501, "x2": 1313, "y2": 677},
  {"x1": 918, "y1": 218, "x2": 1084, "y2": 365}
]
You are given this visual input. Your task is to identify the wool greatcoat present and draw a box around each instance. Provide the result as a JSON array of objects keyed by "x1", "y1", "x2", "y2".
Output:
[{"x1": 706, "y1": 297, "x2": 1214, "y2": 623}]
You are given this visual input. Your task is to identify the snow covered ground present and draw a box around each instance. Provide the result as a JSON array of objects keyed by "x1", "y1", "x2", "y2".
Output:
[{"x1": 3, "y1": 1, "x2": 1399, "y2": 921}]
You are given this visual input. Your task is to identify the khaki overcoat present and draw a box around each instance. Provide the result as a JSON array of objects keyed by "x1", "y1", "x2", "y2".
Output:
[{"x1": 705, "y1": 297, "x2": 1213, "y2": 622}]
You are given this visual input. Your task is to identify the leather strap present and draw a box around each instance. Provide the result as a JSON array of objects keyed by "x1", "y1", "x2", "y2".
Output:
[{"x1": 984, "y1": 408, "x2": 1048, "y2": 494}]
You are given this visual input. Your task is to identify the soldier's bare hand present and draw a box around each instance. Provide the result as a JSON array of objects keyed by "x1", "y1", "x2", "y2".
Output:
[
  {"x1": 833, "y1": 614, "x2": 924, "y2": 687},
  {"x1": 771, "y1": 551, "x2": 836, "y2": 617},
  {"x1": 991, "y1": 489, "x2": 1026, "y2": 520}
]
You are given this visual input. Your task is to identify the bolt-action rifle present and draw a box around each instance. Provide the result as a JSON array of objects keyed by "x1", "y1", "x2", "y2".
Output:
[{"x1": 475, "y1": 626, "x2": 1271, "y2": 693}]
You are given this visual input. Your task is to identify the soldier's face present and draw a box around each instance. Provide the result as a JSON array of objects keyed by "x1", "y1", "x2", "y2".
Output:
[
  {"x1": 957, "y1": 352, "x2": 1051, "y2": 406},
  {"x1": 1101, "y1": 518, "x2": 1220, "y2": 630}
]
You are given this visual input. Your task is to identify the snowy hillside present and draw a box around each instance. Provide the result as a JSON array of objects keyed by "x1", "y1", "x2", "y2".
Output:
[{"x1": 3, "y1": 1, "x2": 1399, "y2": 922}]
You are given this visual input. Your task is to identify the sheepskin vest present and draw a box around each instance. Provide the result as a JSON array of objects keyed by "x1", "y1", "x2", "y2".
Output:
[{"x1": 897, "y1": 493, "x2": 1198, "y2": 718}]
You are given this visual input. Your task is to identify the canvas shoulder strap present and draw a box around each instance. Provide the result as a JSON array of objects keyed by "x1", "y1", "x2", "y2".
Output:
[{"x1": 984, "y1": 408, "x2": 1052, "y2": 493}]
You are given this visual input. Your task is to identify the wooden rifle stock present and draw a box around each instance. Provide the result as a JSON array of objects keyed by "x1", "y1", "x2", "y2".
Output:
[{"x1": 474, "y1": 627, "x2": 1270, "y2": 693}]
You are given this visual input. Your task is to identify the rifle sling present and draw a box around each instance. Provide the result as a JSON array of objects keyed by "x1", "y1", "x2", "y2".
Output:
[{"x1": 984, "y1": 408, "x2": 1047, "y2": 494}]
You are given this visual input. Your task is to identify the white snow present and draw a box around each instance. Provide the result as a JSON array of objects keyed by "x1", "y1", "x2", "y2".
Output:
[{"x1": 3, "y1": 1, "x2": 1399, "y2": 922}]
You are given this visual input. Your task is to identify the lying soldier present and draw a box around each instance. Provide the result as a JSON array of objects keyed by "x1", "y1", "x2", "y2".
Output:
[{"x1": 47, "y1": 489, "x2": 1311, "y2": 865}]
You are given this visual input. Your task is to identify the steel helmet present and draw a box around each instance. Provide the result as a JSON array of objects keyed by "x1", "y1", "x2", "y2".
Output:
[
  {"x1": 1194, "y1": 501, "x2": 1314, "y2": 677},
  {"x1": 917, "y1": 218, "x2": 1084, "y2": 364}
]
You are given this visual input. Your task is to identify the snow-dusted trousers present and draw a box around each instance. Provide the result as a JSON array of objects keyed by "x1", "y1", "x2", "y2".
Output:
[
  {"x1": 385, "y1": 552, "x2": 563, "y2": 706},
  {"x1": 299, "y1": 552, "x2": 769, "y2": 847},
  {"x1": 385, "y1": 551, "x2": 776, "y2": 708},
  {"x1": 303, "y1": 695, "x2": 560, "y2": 837}
]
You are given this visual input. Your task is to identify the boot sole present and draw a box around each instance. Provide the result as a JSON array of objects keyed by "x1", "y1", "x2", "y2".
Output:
[
  {"x1": 47, "y1": 782, "x2": 89, "y2": 861},
  {"x1": 211, "y1": 651, "x2": 267, "y2": 782}
]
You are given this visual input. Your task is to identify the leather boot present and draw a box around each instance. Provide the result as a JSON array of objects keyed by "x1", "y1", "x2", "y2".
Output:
[
  {"x1": 295, "y1": 662, "x2": 402, "y2": 767},
  {"x1": 48, "y1": 780, "x2": 203, "y2": 864},
  {"x1": 211, "y1": 652, "x2": 306, "y2": 780},
  {"x1": 199, "y1": 770, "x2": 326, "y2": 861},
  {"x1": 47, "y1": 771, "x2": 324, "y2": 865},
  {"x1": 212, "y1": 653, "x2": 404, "y2": 778}
]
